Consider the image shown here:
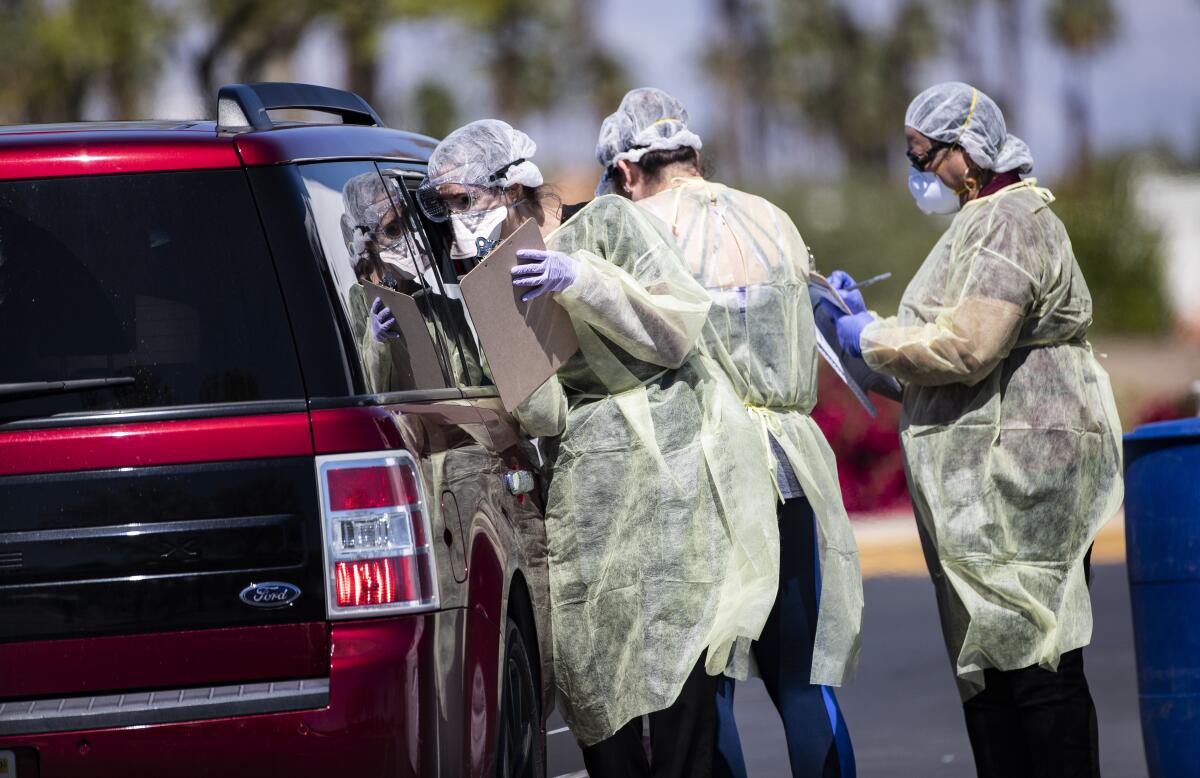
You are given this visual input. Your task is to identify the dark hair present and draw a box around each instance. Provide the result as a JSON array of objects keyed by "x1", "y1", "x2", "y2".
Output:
[
  {"x1": 523, "y1": 183, "x2": 564, "y2": 219},
  {"x1": 607, "y1": 146, "x2": 705, "y2": 195}
]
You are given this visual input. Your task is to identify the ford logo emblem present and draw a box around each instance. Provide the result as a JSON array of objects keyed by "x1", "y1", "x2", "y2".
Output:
[{"x1": 239, "y1": 581, "x2": 301, "y2": 609}]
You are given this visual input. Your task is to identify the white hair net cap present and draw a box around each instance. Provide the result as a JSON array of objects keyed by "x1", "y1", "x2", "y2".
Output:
[
  {"x1": 595, "y1": 87, "x2": 703, "y2": 196},
  {"x1": 905, "y1": 82, "x2": 1034, "y2": 175},
  {"x1": 426, "y1": 118, "x2": 544, "y2": 189}
]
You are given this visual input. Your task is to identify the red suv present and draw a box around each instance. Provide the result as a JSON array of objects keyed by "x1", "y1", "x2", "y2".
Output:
[{"x1": 0, "y1": 83, "x2": 554, "y2": 777}]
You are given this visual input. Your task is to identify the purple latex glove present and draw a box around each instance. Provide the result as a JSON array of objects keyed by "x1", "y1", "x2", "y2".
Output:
[
  {"x1": 511, "y1": 249, "x2": 579, "y2": 302},
  {"x1": 836, "y1": 311, "x2": 874, "y2": 358},
  {"x1": 828, "y1": 270, "x2": 867, "y2": 314},
  {"x1": 370, "y1": 297, "x2": 400, "y2": 342}
]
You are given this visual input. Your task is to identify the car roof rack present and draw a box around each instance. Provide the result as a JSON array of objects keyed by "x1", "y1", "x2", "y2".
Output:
[{"x1": 217, "y1": 82, "x2": 384, "y2": 132}]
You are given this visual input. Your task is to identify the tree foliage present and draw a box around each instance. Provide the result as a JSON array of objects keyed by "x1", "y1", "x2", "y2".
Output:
[
  {"x1": 704, "y1": 0, "x2": 941, "y2": 176},
  {"x1": 0, "y1": 0, "x2": 174, "y2": 122},
  {"x1": 0, "y1": 0, "x2": 626, "y2": 127},
  {"x1": 1046, "y1": 0, "x2": 1117, "y2": 53}
]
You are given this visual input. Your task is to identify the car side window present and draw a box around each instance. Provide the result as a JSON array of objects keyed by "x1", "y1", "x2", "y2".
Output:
[
  {"x1": 379, "y1": 166, "x2": 493, "y2": 391},
  {"x1": 0, "y1": 170, "x2": 306, "y2": 424},
  {"x1": 299, "y1": 161, "x2": 465, "y2": 394}
]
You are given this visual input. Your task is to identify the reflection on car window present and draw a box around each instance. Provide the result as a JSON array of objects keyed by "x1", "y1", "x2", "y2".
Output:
[
  {"x1": 300, "y1": 162, "x2": 490, "y2": 394},
  {"x1": 383, "y1": 169, "x2": 493, "y2": 391},
  {"x1": 0, "y1": 170, "x2": 304, "y2": 423}
]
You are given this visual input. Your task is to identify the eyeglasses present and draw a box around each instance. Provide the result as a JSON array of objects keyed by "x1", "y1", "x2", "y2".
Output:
[
  {"x1": 907, "y1": 141, "x2": 952, "y2": 173},
  {"x1": 415, "y1": 181, "x2": 505, "y2": 223}
]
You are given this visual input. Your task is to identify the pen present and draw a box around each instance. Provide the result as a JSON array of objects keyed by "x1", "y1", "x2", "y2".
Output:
[{"x1": 845, "y1": 272, "x2": 892, "y2": 292}]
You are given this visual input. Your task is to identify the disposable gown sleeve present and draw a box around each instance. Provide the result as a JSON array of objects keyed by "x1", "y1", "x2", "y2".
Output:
[
  {"x1": 513, "y1": 375, "x2": 568, "y2": 438},
  {"x1": 550, "y1": 195, "x2": 711, "y2": 369},
  {"x1": 861, "y1": 200, "x2": 1040, "y2": 387}
]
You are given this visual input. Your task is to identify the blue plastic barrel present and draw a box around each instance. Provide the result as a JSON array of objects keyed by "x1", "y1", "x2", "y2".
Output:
[{"x1": 1124, "y1": 417, "x2": 1200, "y2": 777}]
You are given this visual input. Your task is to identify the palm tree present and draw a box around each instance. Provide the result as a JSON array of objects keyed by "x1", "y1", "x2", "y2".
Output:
[
  {"x1": 437, "y1": 0, "x2": 626, "y2": 123},
  {"x1": 948, "y1": 0, "x2": 985, "y2": 86},
  {"x1": 563, "y1": 1, "x2": 628, "y2": 119},
  {"x1": 1046, "y1": 0, "x2": 1117, "y2": 170},
  {"x1": 705, "y1": 0, "x2": 773, "y2": 180},
  {"x1": 193, "y1": 0, "x2": 326, "y2": 102},
  {"x1": 332, "y1": 0, "x2": 452, "y2": 114},
  {"x1": 762, "y1": 0, "x2": 940, "y2": 170},
  {"x1": 993, "y1": 0, "x2": 1024, "y2": 127}
]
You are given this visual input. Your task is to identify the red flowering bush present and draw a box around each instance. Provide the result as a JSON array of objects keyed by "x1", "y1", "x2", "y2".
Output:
[
  {"x1": 1133, "y1": 393, "x2": 1195, "y2": 426},
  {"x1": 811, "y1": 362, "x2": 910, "y2": 514}
]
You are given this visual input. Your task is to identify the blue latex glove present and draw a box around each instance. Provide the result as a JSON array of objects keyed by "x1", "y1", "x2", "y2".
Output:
[
  {"x1": 828, "y1": 270, "x2": 867, "y2": 314},
  {"x1": 511, "y1": 249, "x2": 579, "y2": 302},
  {"x1": 370, "y1": 297, "x2": 400, "y2": 342},
  {"x1": 836, "y1": 311, "x2": 874, "y2": 358}
]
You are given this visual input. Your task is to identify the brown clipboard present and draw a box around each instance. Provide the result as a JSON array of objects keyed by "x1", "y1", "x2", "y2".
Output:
[
  {"x1": 458, "y1": 219, "x2": 580, "y2": 412},
  {"x1": 363, "y1": 283, "x2": 450, "y2": 391}
]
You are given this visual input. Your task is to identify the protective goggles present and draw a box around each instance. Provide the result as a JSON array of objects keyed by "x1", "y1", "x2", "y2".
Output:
[
  {"x1": 356, "y1": 197, "x2": 407, "y2": 247},
  {"x1": 908, "y1": 87, "x2": 980, "y2": 173},
  {"x1": 416, "y1": 158, "x2": 530, "y2": 222},
  {"x1": 415, "y1": 181, "x2": 507, "y2": 223},
  {"x1": 907, "y1": 141, "x2": 952, "y2": 173}
]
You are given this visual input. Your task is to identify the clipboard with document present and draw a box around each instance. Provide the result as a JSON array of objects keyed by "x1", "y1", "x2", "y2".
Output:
[
  {"x1": 363, "y1": 283, "x2": 450, "y2": 391},
  {"x1": 807, "y1": 270, "x2": 903, "y2": 414},
  {"x1": 458, "y1": 219, "x2": 580, "y2": 411}
]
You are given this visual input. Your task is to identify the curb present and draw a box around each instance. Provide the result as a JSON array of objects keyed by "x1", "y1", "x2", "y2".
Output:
[{"x1": 852, "y1": 509, "x2": 1127, "y2": 578}]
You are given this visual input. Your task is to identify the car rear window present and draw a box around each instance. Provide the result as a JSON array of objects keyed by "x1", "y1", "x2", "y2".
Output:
[{"x1": 0, "y1": 169, "x2": 304, "y2": 423}]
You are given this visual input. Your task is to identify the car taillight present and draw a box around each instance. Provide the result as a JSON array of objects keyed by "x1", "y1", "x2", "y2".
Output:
[{"x1": 316, "y1": 452, "x2": 438, "y2": 618}]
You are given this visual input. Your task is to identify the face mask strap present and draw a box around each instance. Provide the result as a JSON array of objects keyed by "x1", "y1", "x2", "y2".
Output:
[
  {"x1": 487, "y1": 159, "x2": 527, "y2": 184},
  {"x1": 943, "y1": 87, "x2": 979, "y2": 193}
]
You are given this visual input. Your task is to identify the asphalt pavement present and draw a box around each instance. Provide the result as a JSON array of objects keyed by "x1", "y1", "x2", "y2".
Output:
[
  {"x1": 734, "y1": 563, "x2": 1147, "y2": 778},
  {"x1": 548, "y1": 561, "x2": 1146, "y2": 777}
]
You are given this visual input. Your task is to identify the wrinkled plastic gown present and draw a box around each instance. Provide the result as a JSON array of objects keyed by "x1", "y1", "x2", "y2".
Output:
[
  {"x1": 516, "y1": 194, "x2": 778, "y2": 746},
  {"x1": 639, "y1": 179, "x2": 864, "y2": 686},
  {"x1": 860, "y1": 181, "x2": 1124, "y2": 698}
]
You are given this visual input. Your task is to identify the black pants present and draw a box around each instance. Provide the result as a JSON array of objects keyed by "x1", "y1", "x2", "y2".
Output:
[
  {"x1": 581, "y1": 655, "x2": 718, "y2": 778},
  {"x1": 962, "y1": 550, "x2": 1100, "y2": 778}
]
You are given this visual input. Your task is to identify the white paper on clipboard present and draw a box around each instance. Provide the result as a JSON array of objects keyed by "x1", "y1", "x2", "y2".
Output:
[
  {"x1": 815, "y1": 326, "x2": 879, "y2": 416},
  {"x1": 808, "y1": 271, "x2": 902, "y2": 416},
  {"x1": 807, "y1": 271, "x2": 853, "y2": 315}
]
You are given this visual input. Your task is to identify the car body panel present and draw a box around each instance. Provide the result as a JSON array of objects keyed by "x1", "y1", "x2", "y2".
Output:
[
  {"x1": 0, "y1": 126, "x2": 241, "y2": 181},
  {"x1": 0, "y1": 412, "x2": 313, "y2": 477},
  {"x1": 235, "y1": 124, "x2": 437, "y2": 167},
  {"x1": 0, "y1": 113, "x2": 553, "y2": 775},
  {"x1": 0, "y1": 623, "x2": 329, "y2": 699},
  {"x1": 0, "y1": 616, "x2": 449, "y2": 777}
]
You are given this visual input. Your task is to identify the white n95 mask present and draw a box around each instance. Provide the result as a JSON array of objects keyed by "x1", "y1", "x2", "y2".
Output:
[
  {"x1": 908, "y1": 169, "x2": 963, "y2": 215},
  {"x1": 449, "y1": 205, "x2": 508, "y2": 260},
  {"x1": 379, "y1": 242, "x2": 431, "y2": 281}
]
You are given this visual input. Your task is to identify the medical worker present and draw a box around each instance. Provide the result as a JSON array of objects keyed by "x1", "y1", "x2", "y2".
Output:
[
  {"x1": 826, "y1": 82, "x2": 1122, "y2": 777},
  {"x1": 409, "y1": 120, "x2": 779, "y2": 778},
  {"x1": 341, "y1": 171, "x2": 431, "y2": 392},
  {"x1": 596, "y1": 87, "x2": 862, "y2": 778},
  {"x1": 346, "y1": 171, "x2": 485, "y2": 390}
]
